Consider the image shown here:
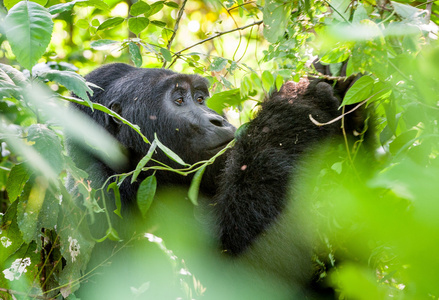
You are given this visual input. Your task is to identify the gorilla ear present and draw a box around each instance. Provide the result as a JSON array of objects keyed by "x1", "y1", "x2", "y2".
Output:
[{"x1": 106, "y1": 101, "x2": 123, "y2": 126}]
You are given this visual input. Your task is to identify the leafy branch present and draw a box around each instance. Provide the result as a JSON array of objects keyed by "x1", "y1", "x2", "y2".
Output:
[{"x1": 163, "y1": 0, "x2": 188, "y2": 68}]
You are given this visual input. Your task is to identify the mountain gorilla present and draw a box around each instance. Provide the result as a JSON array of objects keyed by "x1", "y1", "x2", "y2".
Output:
[{"x1": 67, "y1": 63, "x2": 366, "y2": 299}]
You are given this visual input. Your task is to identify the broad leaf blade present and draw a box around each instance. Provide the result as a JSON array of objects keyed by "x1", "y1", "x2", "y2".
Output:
[
  {"x1": 341, "y1": 75, "x2": 374, "y2": 106},
  {"x1": 129, "y1": 42, "x2": 143, "y2": 67},
  {"x1": 137, "y1": 175, "x2": 157, "y2": 218},
  {"x1": 6, "y1": 163, "x2": 31, "y2": 203},
  {"x1": 39, "y1": 70, "x2": 94, "y2": 107},
  {"x1": 5, "y1": 1, "x2": 54, "y2": 71},
  {"x1": 107, "y1": 182, "x2": 122, "y2": 218},
  {"x1": 154, "y1": 133, "x2": 189, "y2": 166}
]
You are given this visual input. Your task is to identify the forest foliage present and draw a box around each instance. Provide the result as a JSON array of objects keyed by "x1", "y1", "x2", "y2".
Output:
[{"x1": 0, "y1": 0, "x2": 439, "y2": 299}]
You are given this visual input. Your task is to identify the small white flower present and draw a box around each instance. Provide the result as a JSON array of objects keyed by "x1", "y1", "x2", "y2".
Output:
[
  {"x1": 2, "y1": 257, "x2": 31, "y2": 281},
  {"x1": 1, "y1": 236, "x2": 12, "y2": 248},
  {"x1": 68, "y1": 236, "x2": 80, "y2": 262}
]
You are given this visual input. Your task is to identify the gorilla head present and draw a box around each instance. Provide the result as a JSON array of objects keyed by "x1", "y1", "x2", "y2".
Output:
[{"x1": 69, "y1": 63, "x2": 235, "y2": 198}]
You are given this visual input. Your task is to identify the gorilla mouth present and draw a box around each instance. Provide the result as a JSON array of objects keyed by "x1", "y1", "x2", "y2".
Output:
[{"x1": 208, "y1": 139, "x2": 234, "y2": 153}]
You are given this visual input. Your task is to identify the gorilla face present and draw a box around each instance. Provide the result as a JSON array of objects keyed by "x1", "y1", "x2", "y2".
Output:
[{"x1": 159, "y1": 75, "x2": 236, "y2": 162}]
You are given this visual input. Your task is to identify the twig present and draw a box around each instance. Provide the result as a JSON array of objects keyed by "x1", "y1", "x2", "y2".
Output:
[
  {"x1": 168, "y1": 20, "x2": 263, "y2": 68},
  {"x1": 227, "y1": 1, "x2": 257, "y2": 12},
  {"x1": 309, "y1": 98, "x2": 369, "y2": 126},
  {"x1": 163, "y1": 0, "x2": 188, "y2": 68},
  {"x1": 307, "y1": 73, "x2": 349, "y2": 81},
  {"x1": 0, "y1": 288, "x2": 51, "y2": 299}
]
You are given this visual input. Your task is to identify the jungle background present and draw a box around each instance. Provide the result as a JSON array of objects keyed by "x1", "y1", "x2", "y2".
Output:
[{"x1": 0, "y1": 0, "x2": 439, "y2": 299}]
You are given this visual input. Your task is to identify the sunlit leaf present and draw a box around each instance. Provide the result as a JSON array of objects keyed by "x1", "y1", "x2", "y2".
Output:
[
  {"x1": 151, "y1": 20, "x2": 166, "y2": 27},
  {"x1": 129, "y1": 42, "x2": 143, "y2": 67},
  {"x1": 130, "y1": 1, "x2": 150, "y2": 16},
  {"x1": 5, "y1": 1, "x2": 54, "y2": 71},
  {"x1": 97, "y1": 17, "x2": 124, "y2": 30},
  {"x1": 128, "y1": 17, "x2": 149, "y2": 35},
  {"x1": 160, "y1": 48, "x2": 172, "y2": 62},
  {"x1": 49, "y1": 0, "x2": 88, "y2": 15},
  {"x1": 261, "y1": 70, "x2": 274, "y2": 92},
  {"x1": 6, "y1": 163, "x2": 31, "y2": 203},
  {"x1": 207, "y1": 88, "x2": 244, "y2": 114},
  {"x1": 38, "y1": 70, "x2": 94, "y2": 107},
  {"x1": 164, "y1": 1, "x2": 179, "y2": 8},
  {"x1": 145, "y1": 1, "x2": 164, "y2": 17},
  {"x1": 90, "y1": 39, "x2": 119, "y2": 50},
  {"x1": 4, "y1": 0, "x2": 48, "y2": 10},
  {"x1": 137, "y1": 175, "x2": 157, "y2": 218},
  {"x1": 262, "y1": 0, "x2": 292, "y2": 43},
  {"x1": 209, "y1": 57, "x2": 228, "y2": 72},
  {"x1": 341, "y1": 75, "x2": 374, "y2": 106}
]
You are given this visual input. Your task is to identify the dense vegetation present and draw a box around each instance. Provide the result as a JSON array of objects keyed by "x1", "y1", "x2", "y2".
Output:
[{"x1": 0, "y1": 0, "x2": 438, "y2": 299}]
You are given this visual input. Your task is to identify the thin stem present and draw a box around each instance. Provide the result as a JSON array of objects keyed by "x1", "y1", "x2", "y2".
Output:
[
  {"x1": 163, "y1": 0, "x2": 188, "y2": 68},
  {"x1": 168, "y1": 20, "x2": 263, "y2": 68}
]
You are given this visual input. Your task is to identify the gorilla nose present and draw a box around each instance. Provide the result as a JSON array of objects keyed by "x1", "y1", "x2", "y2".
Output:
[{"x1": 208, "y1": 114, "x2": 226, "y2": 127}]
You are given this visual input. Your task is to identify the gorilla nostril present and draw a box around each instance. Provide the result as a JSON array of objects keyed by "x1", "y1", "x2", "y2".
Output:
[{"x1": 209, "y1": 117, "x2": 224, "y2": 127}]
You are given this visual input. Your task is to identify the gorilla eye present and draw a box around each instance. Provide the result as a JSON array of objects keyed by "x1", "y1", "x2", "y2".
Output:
[
  {"x1": 174, "y1": 98, "x2": 184, "y2": 106},
  {"x1": 197, "y1": 96, "x2": 204, "y2": 104}
]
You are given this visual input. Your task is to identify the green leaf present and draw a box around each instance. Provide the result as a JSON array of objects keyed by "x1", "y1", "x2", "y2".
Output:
[
  {"x1": 389, "y1": 130, "x2": 418, "y2": 156},
  {"x1": 6, "y1": 163, "x2": 31, "y2": 203},
  {"x1": 129, "y1": 42, "x2": 143, "y2": 67},
  {"x1": 75, "y1": 0, "x2": 110, "y2": 11},
  {"x1": 49, "y1": 0, "x2": 87, "y2": 15},
  {"x1": 188, "y1": 166, "x2": 206, "y2": 206},
  {"x1": 130, "y1": 1, "x2": 150, "y2": 16},
  {"x1": 97, "y1": 17, "x2": 124, "y2": 30},
  {"x1": 154, "y1": 133, "x2": 189, "y2": 166},
  {"x1": 275, "y1": 74, "x2": 283, "y2": 91},
  {"x1": 90, "y1": 39, "x2": 119, "y2": 50},
  {"x1": 131, "y1": 140, "x2": 157, "y2": 183},
  {"x1": 160, "y1": 47, "x2": 172, "y2": 62},
  {"x1": 137, "y1": 175, "x2": 157, "y2": 218},
  {"x1": 151, "y1": 20, "x2": 166, "y2": 27},
  {"x1": 107, "y1": 182, "x2": 122, "y2": 218},
  {"x1": 39, "y1": 70, "x2": 94, "y2": 107},
  {"x1": 209, "y1": 57, "x2": 228, "y2": 72},
  {"x1": 106, "y1": 227, "x2": 121, "y2": 241},
  {"x1": 128, "y1": 17, "x2": 149, "y2": 35},
  {"x1": 5, "y1": 1, "x2": 54, "y2": 71},
  {"x1": 76, "y1": 18, "x2": 89, "y2": 29},
  {"x1": 262, "y1": 0, "x2": 292, "y2": 43},
  {"x1": 261, "y1": 70, "x2": 274, "y2": 92},
  {"x1": 0, "y1": 63, "x2": 26, "y2": 85},
  {"x1": 4, "y1": 0, "x2": 48, "y2": 10},
  {"x1": 145, "y1": 1, "x2": 164, "y2": 17},
  {"x1": 27, "y1": 124, "x2": 65, "y2": 175},
  {"x1": 164, "y1": 1, "x2": 179, "y2": 8},
  {"x1": 207, "y1": 88, "x2": 245, "y2": 114},
  {"x1": 341, "y1": 75, "x2": 374, "y2": 106}
]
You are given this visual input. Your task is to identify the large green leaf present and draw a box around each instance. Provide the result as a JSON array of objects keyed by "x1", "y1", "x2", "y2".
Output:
[
  {"x1": 130, "y1": 1, "x2": 150, "y2": 16},
  {"x1": 341, "y1": 75, "x2": 374, "y2": 106},
  {"x1": 207, "y1": 88, "x2": 244, "y2": 114},
  {"x1": 6, "y1": 163, "x2": 31, "y2": 203},
  {"x1": 97, "y1": 16, "x2": 124, "y2": 31},
  {"x1": 5, "y1": 2, "x2": 54, "y2": 71},
  {"x1": 129, "y1": 42, "x2": 143, "y2": 67},
  {"x1": 27, "y1": 124, "x2": 65, "y2": 175},
  {"x1": 4, "y1": 0, "x2": 48, "y2": 10},
  {"x1": 128, "y1": 17, "x2": 149, "y2": 35},
  {"x1": 263, "y1": 0, "x2": 292, "y2": 43},
  {"x1": 137, "y1": 175, "x2": 157, "y2": 218},
  {"x1": 39, "y1": 70, "x2": 94, "y2": 107},
  {"x1": 131, "y1": 140, "x2": 157, "y2": 183}
]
